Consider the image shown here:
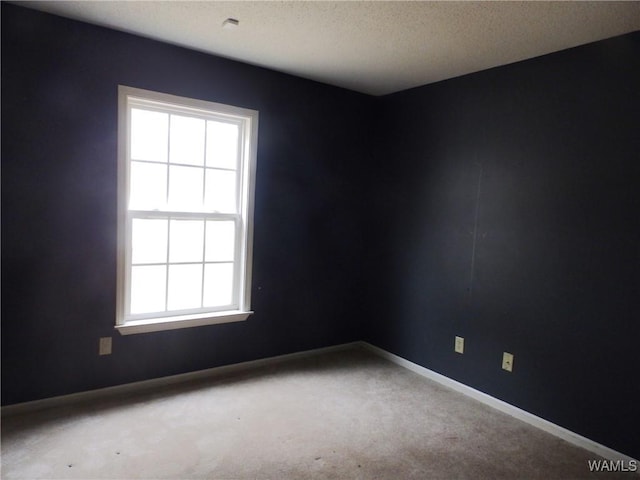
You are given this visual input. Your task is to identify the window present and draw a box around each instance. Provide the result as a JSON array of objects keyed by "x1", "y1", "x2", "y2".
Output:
[{"x1": 116, "y1": 86, "x2": 258, "y2": 334}]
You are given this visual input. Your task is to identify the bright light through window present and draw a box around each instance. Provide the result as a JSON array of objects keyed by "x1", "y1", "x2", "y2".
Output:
[{"x1": 117, "y1": 86, "x2": 258, "y2": 334}]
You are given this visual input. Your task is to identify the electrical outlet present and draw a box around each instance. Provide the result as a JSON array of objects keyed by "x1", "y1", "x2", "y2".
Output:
[
  {"x1": 502, "y1": 352, "x2": 514, "y2": 372},
  {"x1": 99, "y1": 337, "x2": 112, "y2": 356},
  {"x1": 454, "y1": 336, "x2": 464, "y2": 354}
]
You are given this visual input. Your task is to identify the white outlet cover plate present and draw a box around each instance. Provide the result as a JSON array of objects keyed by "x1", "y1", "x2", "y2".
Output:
[
  {"x1": 99, "y1": 337, "x2": 112, "y2": 356},
  {"x1": 502, "y1": 352, "x2": 514, "y2": 372}
]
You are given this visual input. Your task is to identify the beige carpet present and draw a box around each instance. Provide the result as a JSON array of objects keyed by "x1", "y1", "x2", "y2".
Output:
[{"x1": 1, "y1": 347, "x2": 635, "y2": 479}]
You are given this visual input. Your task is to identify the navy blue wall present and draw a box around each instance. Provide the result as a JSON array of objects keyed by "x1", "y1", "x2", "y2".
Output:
[
  {"x1": 2, "y1": 2, "x2": 639, "y2": 461},
  {"x1": 367, "y1": 33, "x2": 640, "y2": 459},
  {"x1": 1, "y1": 4, "x2": 371, "y2": 405}
]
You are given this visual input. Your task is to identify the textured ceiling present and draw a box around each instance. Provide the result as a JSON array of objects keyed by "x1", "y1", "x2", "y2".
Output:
[{"x1": 14, "y1": 1, "x2": 640, "y2": 96}]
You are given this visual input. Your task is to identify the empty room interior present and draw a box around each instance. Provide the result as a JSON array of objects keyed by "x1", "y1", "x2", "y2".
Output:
[{"x1": 1, "y1": 1, "x2": 639, "y2": 478}]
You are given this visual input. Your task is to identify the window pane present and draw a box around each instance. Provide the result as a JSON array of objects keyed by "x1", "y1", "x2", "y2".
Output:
[
  {"x1": 203, "y1": 263, "x2": 234, "y2": 307},
  {"x1": 130, "y1": 265, "x2": 166, "y2": 314},
  {"x1": 170, "y1": 115, "x2": 205, "y2": 166},
  {"x1": 206, "y1": 121, "x2": 239, "y2": 170},
  {"x1": 167, "y1": 264, "x2": 202, "y2": 311},
  {"x1": 169, "y1": 219, "x2": 204, "y2": 263},
  {"x1": 168, "y1": 165, "x2": 204, "y2": 210},
  {"x1": 131, "y1": 109, "x2": 168, "y2": 162},
  {"x1": 205, "y1": 169, "x2": 237, "y2": 213},
  {"x1": 132, "y1": 218, "x2": 168, "y2": 264},
  {"x1": 205, "y1": 221, "x2": 236, "y2": 262},
  {"x1": 130, "y1": 161, "x2": 167, "y2": 210}
]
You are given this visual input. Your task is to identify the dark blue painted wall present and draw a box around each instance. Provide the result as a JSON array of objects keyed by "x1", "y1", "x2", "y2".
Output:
[
  {"x1": 1, "y1": 4, "x2": 371, "y2": 405},
  {"x1": 2, "y1": 2, "x2": 639, "y2": 461},
  {"x1": 366, "y1": 33, "x2": 640, "y2": 459}
]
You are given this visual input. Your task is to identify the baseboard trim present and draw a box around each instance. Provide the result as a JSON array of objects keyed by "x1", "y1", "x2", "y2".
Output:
[
  {"x1": 1, "y1": 342, "x2": 360, "y2": 417},
  {"x1": 358, "y1": 341, "x2": 638, "y2": 465},
  {"x1": 3, "y1": 340, "x2": 636, "y2": 465}
]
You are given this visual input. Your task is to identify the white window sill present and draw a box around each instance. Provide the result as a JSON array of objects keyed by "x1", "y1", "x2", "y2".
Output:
[{"x1": 116, "y1": 311, "x2": 253, "y2": 335}]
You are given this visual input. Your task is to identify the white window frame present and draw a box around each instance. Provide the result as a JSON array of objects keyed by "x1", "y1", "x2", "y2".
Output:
[{"x1": 116, "y1": 86, "x2": 258, "y2": 335}]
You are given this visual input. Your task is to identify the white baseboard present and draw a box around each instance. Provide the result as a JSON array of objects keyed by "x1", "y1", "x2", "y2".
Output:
[
  {"x1": 0, "y1": 342, "x2": 360, "y2": 417},
  {"x1": 3, "y1": 340, "x2": 636, "y2": 466},
  {"x1": 358, "y1": 341, "x2": 638, "y2": 465}
]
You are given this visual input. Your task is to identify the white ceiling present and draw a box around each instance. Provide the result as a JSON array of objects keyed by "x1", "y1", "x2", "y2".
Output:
[{"x1": 15, "y1": 1, "x2": 640, "y2": 96}]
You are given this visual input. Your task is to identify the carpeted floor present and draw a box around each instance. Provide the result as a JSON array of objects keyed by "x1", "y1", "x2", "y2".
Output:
[{"x1": 1, "y1": 347, "x2": 636, "y2": 479}]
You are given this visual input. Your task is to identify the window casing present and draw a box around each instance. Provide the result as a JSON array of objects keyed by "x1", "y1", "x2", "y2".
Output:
[{"x1": 116, "y1": 86, "x2": 258, "y2": 334}]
